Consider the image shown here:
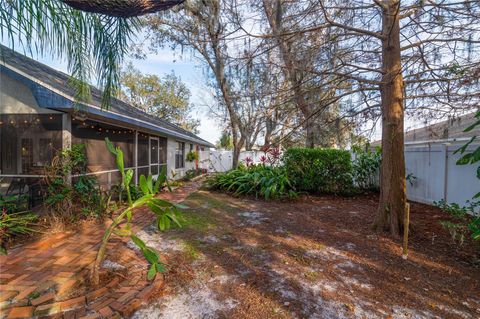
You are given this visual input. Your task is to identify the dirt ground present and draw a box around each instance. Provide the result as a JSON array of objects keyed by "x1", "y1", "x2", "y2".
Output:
[{"x1": 131, "y1": 189, "x2": 480, "y2": 319}]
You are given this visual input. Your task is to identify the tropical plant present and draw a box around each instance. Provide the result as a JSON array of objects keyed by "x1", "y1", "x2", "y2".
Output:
[
  {"x1": 0, "y1": 194, "x2": 29, "y2": 214},
  {"x1": 44, "y1": 144, "x2": 106, "y2": 221},
  {"x1": 1, "y1": 1, "x2": 143, "y2": 107},
  {"x1": 207, "y1": 165, "x2": 297, "y2": 200},
  {"x1": 435, "y1": 200, "x2": 480, "y2": 246},
  {"x1": 186, "y1": 151, "x2": 199, "y2": 162},
  {"x1": 351, "y1": 145, "x2": 381, "y2": 191},
  {"x1": 243, "y1": 156, "x2": 254, "y2": 167},
  {"x1": 91, "y1": 138, "x2": 184, "y2": 284},
  {"x1": 259, "y1": 145, "x2": 282, "y2": 166},
  {"x1": 0, "y1": 206, "x2": 37, "y2": 255}
]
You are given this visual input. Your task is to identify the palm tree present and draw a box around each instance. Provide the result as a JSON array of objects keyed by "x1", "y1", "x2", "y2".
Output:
[
  {"x1": 61, "y1": 0, "x2": 184, "y2": 18},
  {"x1": 0, "y1": 0, "x2": 182, "y2": 107}
]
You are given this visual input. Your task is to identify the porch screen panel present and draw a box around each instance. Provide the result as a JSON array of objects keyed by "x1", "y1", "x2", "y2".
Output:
[
  {"x1": 159, "y1": 137, "x2": 167, "y2": 173},
  {"x1": 150, "y1": 138, "x2": 159, "y2": 176},
  {"x1": 71, "y1": 120, "x2": 134, "y2": 189},
  {"x1": 137, "y1": 133, "x2": 149, "y2": 176},
  {"x1": 0, "y1": 114, "x2": 62, "y2": 176},
  {"x1": 71, "y1": 119, "x2": 135, "y2": 173}
]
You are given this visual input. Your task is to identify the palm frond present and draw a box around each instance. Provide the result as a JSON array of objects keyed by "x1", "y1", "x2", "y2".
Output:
[{"x1": 0, "y1": 0, "x2": 139, "y2": 108}]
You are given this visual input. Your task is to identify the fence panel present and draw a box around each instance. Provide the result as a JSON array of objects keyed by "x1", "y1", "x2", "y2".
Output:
[
  {"x1": 404, "y1": 142, "x2": 479, "y2": 207},
  {"x1": 207, "y1": 150, "x2": 233, "y2": 172}
]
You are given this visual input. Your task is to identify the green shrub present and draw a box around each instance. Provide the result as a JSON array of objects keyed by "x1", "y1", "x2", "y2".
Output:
[
  {"x1": 184, "y1": 168, "x2": 207, "y2": 181},
  {"x1": 186, "y1": 151, "x2": 199, "y2": 162},
  {"x1": 0, "y1": 210, "x2": 37, "y2": 254},
  {"x1": 436, "y1": 199, "x2": 480, "y2": 246},
  {"x1": 282, "y1": 148, "x2": 353, "y2": 194},
  {"x1": 352, "y1": 145, "x2": 381, "y2": 191},
  {"x1": 0, "y1": 192, "x2": 37, "y2": 254},
  {"x1": 207, "y1": 165, "x2": 297, "y2": 200}
]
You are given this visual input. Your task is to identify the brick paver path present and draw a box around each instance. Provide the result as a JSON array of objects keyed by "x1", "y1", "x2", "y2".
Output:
[{"x1": 0, "y1": 181, "x2": 202, "y2": 319}]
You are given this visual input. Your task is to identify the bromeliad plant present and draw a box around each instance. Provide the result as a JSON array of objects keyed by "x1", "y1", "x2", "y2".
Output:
[
  {"x1": 91, "y1": 138, "x2": 184, "y2": 285},
  {"x1": 207, "y1": 165, "x2": 297, "y2": 200}
]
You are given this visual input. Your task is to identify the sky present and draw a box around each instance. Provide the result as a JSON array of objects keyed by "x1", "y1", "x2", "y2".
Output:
[{"x1": 3, "y1": 42, "x2": 222, "y2": 145}]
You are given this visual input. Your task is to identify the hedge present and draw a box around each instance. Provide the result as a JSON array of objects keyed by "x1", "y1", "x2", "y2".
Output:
[{"x1": 283, "y1": 148, "x2": 353, "y2": 194}]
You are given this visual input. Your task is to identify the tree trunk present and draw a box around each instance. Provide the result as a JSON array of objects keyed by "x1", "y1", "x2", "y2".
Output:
[
  {"x1": 374, "y1": 0, "x2": 406, "y2": 237},
  {"x1": 263, "y1": 0, "x2": 313, "y2": 148},
  {"x1": 61, "y1": 0, "x2": 183, "y2": 17},
  {"x1": 305, "y1": 117, "x2": 316, "y2": 148},
  {"x1": 232, "y1": 144, "x2": 241, "y2": 169}
]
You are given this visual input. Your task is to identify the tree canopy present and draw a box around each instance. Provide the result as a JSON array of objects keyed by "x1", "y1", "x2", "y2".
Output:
[{"x1": 120, "y1": 64, "x2": 200, "y2": 133}]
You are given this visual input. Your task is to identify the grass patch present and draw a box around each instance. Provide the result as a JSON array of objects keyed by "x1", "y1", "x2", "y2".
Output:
[
  {"x1": 186, "y1": 191, "x2": 245, "y2": 213},
  {"x1": 303, "y1": 270, "x2": 320, "y2": 281},
  {"x1": 182, "y1": 240, "x2": 202, "y2": 261},
  {"x1": 179, "y1": 209, "x2": 216, "y2": 233}
]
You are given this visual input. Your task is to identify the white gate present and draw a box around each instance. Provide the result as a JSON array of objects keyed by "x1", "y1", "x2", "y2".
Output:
[{"x1": 206, "y1": 150, "x2": 233, "y2": 172}]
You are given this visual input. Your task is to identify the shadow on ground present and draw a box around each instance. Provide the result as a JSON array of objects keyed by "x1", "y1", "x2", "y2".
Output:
[{"x1": 132, "y1": 189, "x2": 480, "y2": 319}]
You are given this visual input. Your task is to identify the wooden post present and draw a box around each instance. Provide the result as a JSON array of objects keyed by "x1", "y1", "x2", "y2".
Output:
[{"x1": 402, "y1": 202, "x2": 410, "y2": 259}]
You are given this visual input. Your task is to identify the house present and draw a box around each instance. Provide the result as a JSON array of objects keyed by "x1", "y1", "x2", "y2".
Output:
[
  {"x1": 403, "y1": 112, "x2": 480, "y2": 143},
  {"x1": 0, "y1": 45, "x2": 214, "y2": 198},
  {"x1": 371, "y1": 111, "x2": 480, "y2": 146}
]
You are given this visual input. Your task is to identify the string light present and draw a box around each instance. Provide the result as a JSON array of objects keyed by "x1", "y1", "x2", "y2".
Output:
[{"x1": 49, "y1": 116, "x2": 53, "y2": 120}]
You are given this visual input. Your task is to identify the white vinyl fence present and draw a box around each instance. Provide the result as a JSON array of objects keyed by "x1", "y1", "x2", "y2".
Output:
[
  {"x1": 206, "y1": 140, "x2": 480, "y2": 207},
  {"x1": 404, "y1": 140, "x2": 479, "y2": 207}
]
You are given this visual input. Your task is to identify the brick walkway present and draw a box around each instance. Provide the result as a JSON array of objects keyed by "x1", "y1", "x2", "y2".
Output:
[{"x1": 0, "y1": 181, "x2": 202, "y2": 319}]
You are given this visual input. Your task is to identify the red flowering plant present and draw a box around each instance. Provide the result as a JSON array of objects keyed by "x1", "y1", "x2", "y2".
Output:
[
  {"x1": 244, "y1": 156, "x2": 254, "y2": 167},
  {"x1": 259, "y1": 145, "x2": 282, "y2": 166}
]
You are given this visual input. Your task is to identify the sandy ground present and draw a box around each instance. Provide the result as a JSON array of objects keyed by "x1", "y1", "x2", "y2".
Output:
[{"x1": 131, "y1": 190, "x2": 480, "y2": 319}]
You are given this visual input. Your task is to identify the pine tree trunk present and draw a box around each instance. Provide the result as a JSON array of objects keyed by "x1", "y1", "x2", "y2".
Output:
[
  {"x1": 374, "y1": 0, "x2": 406, "y2": 237},
  {"x1": 305, "y1": 118, "x2": 316, "y2": 148}
]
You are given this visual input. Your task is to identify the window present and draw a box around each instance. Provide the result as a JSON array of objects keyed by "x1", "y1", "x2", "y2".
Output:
[
  {"x1": 189, "y1": 144, "x2": 193, "y2": 152},
  {"x1": 175, "y1": 142, "x2": 185, "y2": 169}
]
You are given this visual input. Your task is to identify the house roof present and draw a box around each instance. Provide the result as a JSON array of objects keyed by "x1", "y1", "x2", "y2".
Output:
[
  {"x1": 0, "y1": 45, "x2": 214, "y2": 148},
  {"x1": 371, "y1": 111, "x2": 480, "y2": 146}
]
